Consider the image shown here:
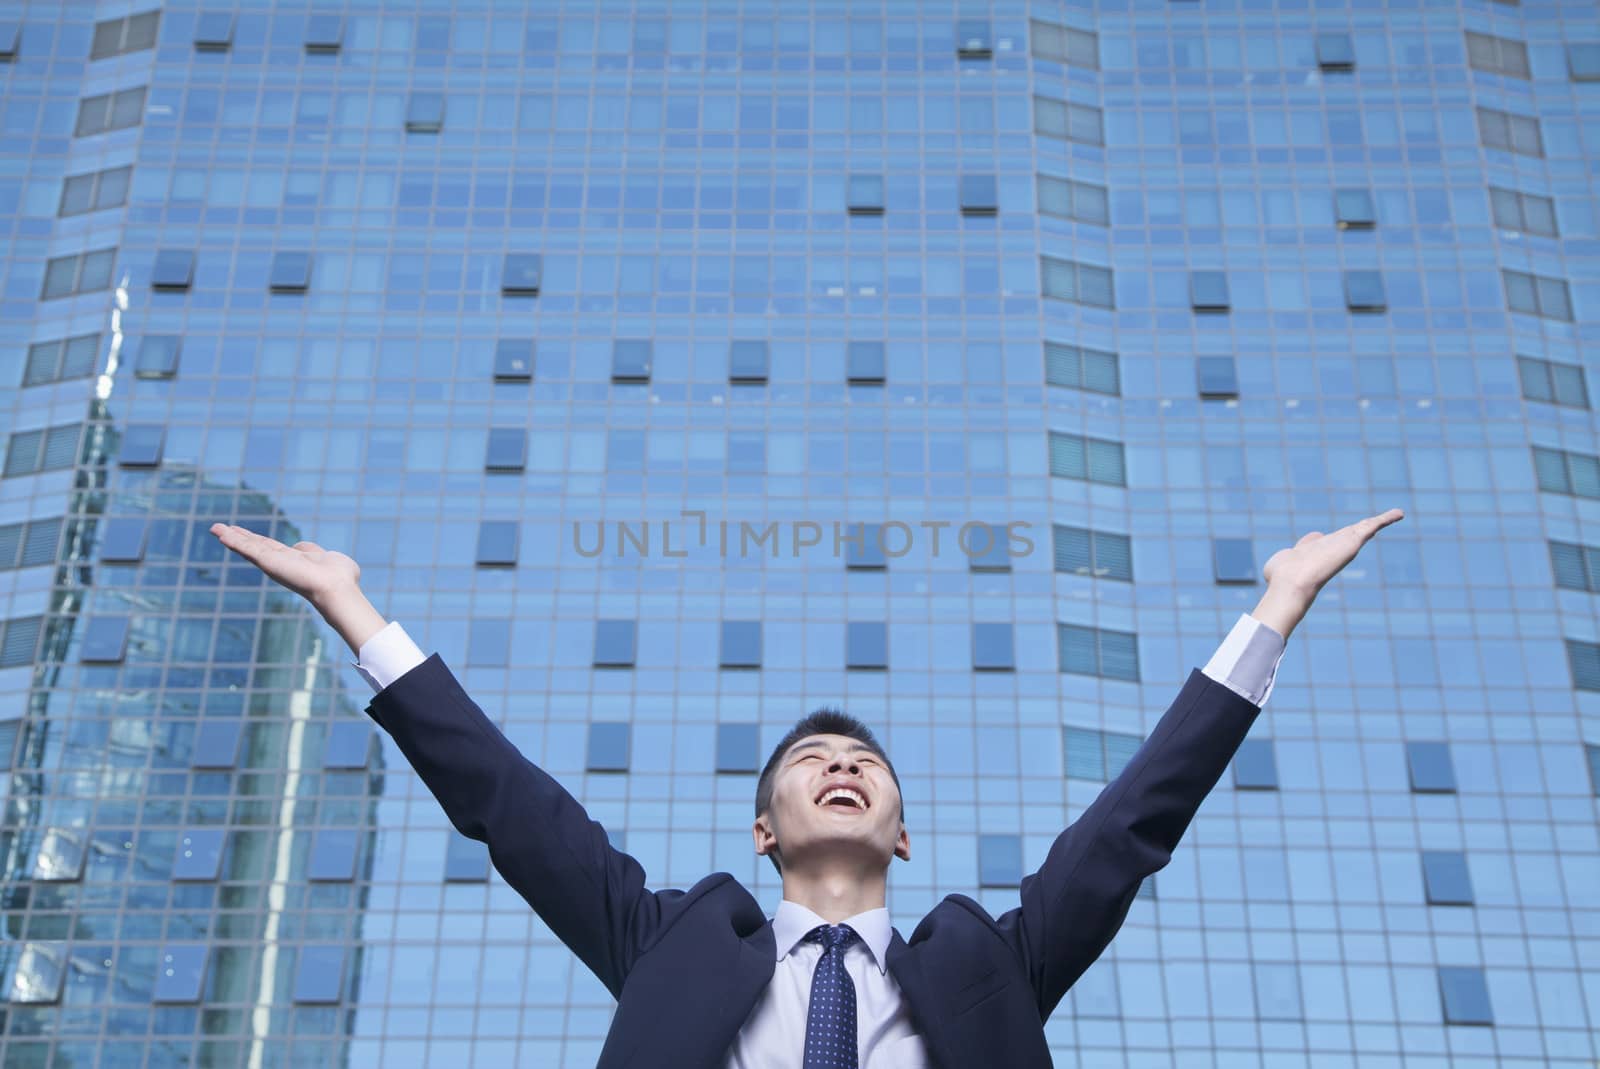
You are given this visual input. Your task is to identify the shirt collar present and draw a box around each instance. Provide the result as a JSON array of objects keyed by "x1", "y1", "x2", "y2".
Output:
[{"x1": 772, "y1": 899, "x2": 893, "y2": 975}]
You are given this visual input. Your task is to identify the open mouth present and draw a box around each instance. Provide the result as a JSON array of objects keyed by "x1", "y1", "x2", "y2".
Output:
[{"x1": 815, "y1": 787, "x2": 868, "y2": 811}]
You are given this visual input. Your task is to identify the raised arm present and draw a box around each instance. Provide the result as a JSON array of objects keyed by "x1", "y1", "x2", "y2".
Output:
[
  {"x1": 208, "y1": 523, "x2": 682, "y2": 997},
  {"x1": 985, "y1": 508, "x2": 1404, "y2": 1018}
]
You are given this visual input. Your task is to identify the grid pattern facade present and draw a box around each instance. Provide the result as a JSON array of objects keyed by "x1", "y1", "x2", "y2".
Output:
[{"x1": 0, "y1": 2, "x2": 1598, "y2": 1068}]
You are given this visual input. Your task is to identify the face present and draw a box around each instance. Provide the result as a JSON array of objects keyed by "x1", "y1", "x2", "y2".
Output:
[{"x1": 752, "y1": 733, "x2": 910, "y2": 873}]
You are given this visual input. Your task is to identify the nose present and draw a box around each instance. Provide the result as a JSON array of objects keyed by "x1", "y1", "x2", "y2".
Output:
[{"x1": 827, "y1": 756, "x2": 861, "y2": 774}]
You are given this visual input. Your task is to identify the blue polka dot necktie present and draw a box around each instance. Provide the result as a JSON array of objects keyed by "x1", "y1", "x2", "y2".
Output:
[{"x1": 802, "y1": 923, "x2": 860, "y2": 1069}]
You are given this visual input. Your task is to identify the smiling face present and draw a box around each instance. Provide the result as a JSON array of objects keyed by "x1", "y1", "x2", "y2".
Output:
[{"x1": 752, "y1": 732, "x2": 909, "y2": 876}]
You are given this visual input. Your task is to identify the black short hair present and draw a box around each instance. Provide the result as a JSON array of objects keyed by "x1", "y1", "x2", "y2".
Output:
[{"x1": 754, "y1": 707, "x2": 903, "y2": 876}]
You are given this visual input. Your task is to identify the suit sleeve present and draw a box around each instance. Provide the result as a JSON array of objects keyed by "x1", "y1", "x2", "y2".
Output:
[
  {"x1": 992, "y1": 668, "x2": 1262, "y2": 1019},
  {"x1": 365, "y1": 653, "x2": 668, "y2": 999}
]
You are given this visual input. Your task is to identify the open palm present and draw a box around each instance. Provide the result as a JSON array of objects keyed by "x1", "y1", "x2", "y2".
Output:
[
  {"x1": 209, "y1": 523, "x2": 360, "y2": 606},
  {"x1": 1261, "y1": 508, "x2": 1404, "y2": 596}
]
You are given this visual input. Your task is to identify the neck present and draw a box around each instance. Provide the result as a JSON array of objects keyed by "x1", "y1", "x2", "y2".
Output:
[{"x1": 780, "y1": 865, "x2": 887, "y2": 923}]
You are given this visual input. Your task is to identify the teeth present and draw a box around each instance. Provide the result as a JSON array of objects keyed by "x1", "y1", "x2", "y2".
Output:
[{"x1": 818, "y1": 787, "x2": 866, "y2": 809}]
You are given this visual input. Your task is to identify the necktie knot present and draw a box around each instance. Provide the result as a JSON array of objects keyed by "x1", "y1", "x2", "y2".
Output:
[{"x1": 805, "y1": 923, "x2": 860, "y2": 953}]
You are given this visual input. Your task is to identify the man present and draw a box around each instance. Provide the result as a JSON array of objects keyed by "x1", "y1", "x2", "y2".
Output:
[{"x1": 211, "y1": 508, "x2": 1402, "y2": 1068}]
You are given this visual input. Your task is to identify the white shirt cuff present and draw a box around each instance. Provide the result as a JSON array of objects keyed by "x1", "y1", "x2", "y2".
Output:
[
  {"x1": 1201, "y1": 613, "x2": 1287, "y2": 706},
  {"x1": 351, "y1": 621, "x2": 428, "y2": 693}
]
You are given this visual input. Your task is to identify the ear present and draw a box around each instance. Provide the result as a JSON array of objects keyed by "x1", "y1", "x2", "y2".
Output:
[
  {"x1": 893, "y1": 822, "x2": 910, "y2": 863},
  {"x1": 752, "y1": 813, "x2": 777, "y2": 858}
]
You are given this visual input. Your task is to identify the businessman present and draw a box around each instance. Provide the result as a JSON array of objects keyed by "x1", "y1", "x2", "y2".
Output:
[{"x1": 211, "y1": 507, "x2": 1402, "y2": 1068}]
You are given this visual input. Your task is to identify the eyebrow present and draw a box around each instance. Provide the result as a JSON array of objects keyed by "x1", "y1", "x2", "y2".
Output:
[{"x1": 787, "y1": 740, "x2": 879, "y2": 762}]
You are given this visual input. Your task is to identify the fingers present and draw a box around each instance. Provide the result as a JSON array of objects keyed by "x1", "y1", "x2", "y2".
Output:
[{"x1": 209, "y1": 523, "x2": 285, "y2": 564}]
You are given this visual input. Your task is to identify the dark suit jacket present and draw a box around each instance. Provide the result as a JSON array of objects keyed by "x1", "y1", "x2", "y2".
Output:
[{"x1": 364, "y1": 656, "x2": 1262, "y2": 1069}]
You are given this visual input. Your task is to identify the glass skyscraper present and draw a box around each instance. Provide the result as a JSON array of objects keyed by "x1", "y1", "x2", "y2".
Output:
[{"x1": 1, "y1": 1, "x2": 1598, "y2": 1066}]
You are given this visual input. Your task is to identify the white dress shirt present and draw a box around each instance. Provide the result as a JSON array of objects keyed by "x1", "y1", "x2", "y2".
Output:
[{"x1": 350, "y1": 612, "x2": 1287, "y2": 1067}]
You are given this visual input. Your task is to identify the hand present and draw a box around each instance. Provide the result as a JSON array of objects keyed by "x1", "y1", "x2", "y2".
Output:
[
  {"x1": 1251, "y1": 508, "x2": 1405, "y2": 638},
  {"x1": 209, "y1": 523, "x2": 360, "y2": 606}
]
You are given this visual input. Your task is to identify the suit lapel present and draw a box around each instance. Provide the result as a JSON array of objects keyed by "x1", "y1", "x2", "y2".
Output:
[{"x1": 886, "y1": 930, "x2": 953, "y2": 1069}]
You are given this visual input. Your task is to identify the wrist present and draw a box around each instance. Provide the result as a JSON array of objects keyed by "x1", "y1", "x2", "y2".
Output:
[
  {"x1": 311, "y1": 583, "x2": 387, "y2": 656},
  {"x1": 1249, "y1": 582, "x2": 1314, "y2": 640}
]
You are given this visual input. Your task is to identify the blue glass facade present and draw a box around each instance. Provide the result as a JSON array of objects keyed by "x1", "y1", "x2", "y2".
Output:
[{"x1": 1, "y1": 2, "x2": 1598, "y2": 1066}]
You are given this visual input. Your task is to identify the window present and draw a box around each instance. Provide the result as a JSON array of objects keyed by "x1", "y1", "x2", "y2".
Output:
[
  {"x1": 8, "y1": 944, "x2": 66, "y2": 1004},
  {"x1": 79, "y1": 616, "x2": 128, "y2": 662},
  {"x1": 476, "y1": 521, "x2": 518, "y2": 566},
  {"x1": 0, "y1": 21, "x2": 18, "y2": 60},
  {"x1": 494, "y1": 339, "x2": 534, "y2": 381},
  {"x1": 151, "y1": 250, "x2": 195, "y2": 291},
  {"x1": 978, "y1": 834, "x2": 1022, "y2": 886},
  {"x1": 593, "y1": 620, "x2": 636, "y2": 667},
  {"x1": 59, "y1": 165, "x2": 131, "y2": 217},
  {"x1": 1406, "y1": 741, "x2": 1457, "y2": 792},
  {"x1": 972, "y1": 623, "x2": 1015, "y2": 671},
  {"x1": 1196, "y1": 356, "x2": 1239, "y2": 399},
  {"x1": 0, "y1": 616, "x2": 42, "y2": 669},
  {"x1": 322, "y1": 721, "x2": 371, "y2": 769},
  {"x1": 1533, "y1": 446, "x2": 1600, "y2": 499},
  {"x1": 607, "y1": 429, "x2": 645, "y2": 470},
  {"x1": 22, "y1": 830, "x2": 77, "y2": 889},
  {"x1": 846, "y1": 621, "x2": 887, "y2": 669},
  {"x1": 1421, "y1": 851, "x2": 1474, "y2": 905},
  {"x1": 1213, "y1": 538, "x2": 1256, "y2": 583},
  {"x1": 466, "y1": 618, "x2": 509, "y2": 666},
  {"x1": 1029, "y1": 20, "x2": 1098, "y2": 68},
  {"x1": 171, "y1": 828, "x2": 225, "y2": 880},
  {"x1": 118, "y1": 424, "x2": 165, "y2": 467},
  {"x1": 1566, "y1": 639, "x2": 1600, "y2": 691},
  {"x1": 728, "y1": 431, "x2": 765, "y2": 474},
  {"x1": 293, "y1": 947, "x2": 345, "y2": 1004},
  {"x1": 501, "y1": 253, "x2": 541, "y2": 295},
  {"x1": 23, "y1": 334, "x2": 99, "y2": 386},
  {"x1": 716, "y1": 723, "x2": 760, "y2": 773},
  {"x1": 847, "y1": 174, "x2": 884, "y2": 215},
  {"x1": 1064, "y1": 726, "x2": 1143, "y2": 782},
  {"x1": 484, "y1": 428, "x2": 526, "y2": 472},
  {"x1": 1052, "y1": 524, "x2": 1133, "y2": 581},
  {"x1": 134, "y1": 335, "x2": 180, "y2": 379},
  {"x1": 4, "y1": 424, "x2": 81, "y2": 477},
  {"x1": 90, "y1": 10, "x2": 159, "y2": 60},
  {"x1": 406, "y1": 92, "x2": 444, "y2": 133},
  {"x1": 1044, "y1": 341, "x2": 1119, "y2": 395},
  {"x1": 304, "y1": 14, "x2": 344, "y2": 53},
  {"x1": 1232, "y1": 738, "x2": 1278, "y2": 789},
  {"x1": 1315, "y1": 32, "x2": 1355, "y2": 70},
  {"x1": 445, "y1": 830, "x2": 490, "y2": 881},
  {"x1": 1571, "y1": 44, "x2": 1600, "y2": 81},
  {"x1": 1037, "y1": 174, "x2": 1110, "y2": 226},
  {"x1": 719, "y1": 621, "x2": 761, "y2": 668},
  {"x1": 847, "y1": 341, "x2": 886, "y2": 384},
  {"x1": 308, "y1": 829, "x2": 358, "y2": 881},
  {"x1": 1190, "y1": 271, "x2": 1230, "y2": 312},
  {"x1": 1476, "y1": 106, "x2": 1543, "y2": 157},
  {"x1": 1437, "y1": 967, "x2": 1493, "y2": 1026},
  {"x1": 269, "y1": 252, "x2": 311, "y2": 292},
  {"x1": 41, "y1": 248, "x2": 115, "y2": 299},
  {"x1": 152, "y1": 945, "x2": 207, "y2": 1004},
  {"x1": 1057, "y1": 623, "x2": 1139, "y2": 681},
  {"x1": 1502, "y1": 268, "x2": 1573, "y2": 321},
  {"x1": 729, "y1": 340, "x2": 769, "y2": 383},
  {"x1": 0, "y1": 518, "x2": 61, "y2": 571},
  {"x1": 955, "y1": 19, "x2": 992, "y2": 59},
  {"x1": 1465, "y1": 30, "x2": 1531, "y2": 79},
  {"x1": 194, "y1": 12, "x2": 235, "y2": 50},
  {"x1": 1334, "y1": 188, "x2": 1375, "y2": 229},
  {"x1": 967, "y1": 522, "x2": 1010, "y2": 572},
  {"x1": 1048, "y1": 431, "x2": 1126, "y2": 486},
  {"x1": 1587, "y1": 743, "x2": 1600, "y2": 796},
  {"x1": 1344, "y1": 270, "x2": 1386, "y2": 312},
  {"x1": 1519, "y1": 357, "x2": 1587, "y2": 408},
  {"x1": 1254, "y1": 963, "x2": 1303, "y2": 1020},
  {"x1": 612, "y1": 339, "x2": 651, "y2": 382},
  {"x1": 1549, "y1": 540, "x2": 1598, "y2": 591},
  {"x1": 844, "y1": 523, "x2": 886, "y2": 569},
  {"x1": 960, "y1": 174, "x2": 998, "y2": 215},
  {"x1": 192, "y1": 720, "x2": 242, "y2": 769},
  {"x1": 74, "y1": 86, "x2": 146, "y2": 137},
  {"x1": 586, "y1": 722, "x2": 631, "y2": 770},
  {"x1": 1033, "y1": 96, "x2": 1104, "y2": 145},
  {"x1": 1489, "y1": 186, "x2": 1558, "y2": 238},
  {"x1": 1040, "y1": 255, "x2": 1114, "y2": 308}
]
